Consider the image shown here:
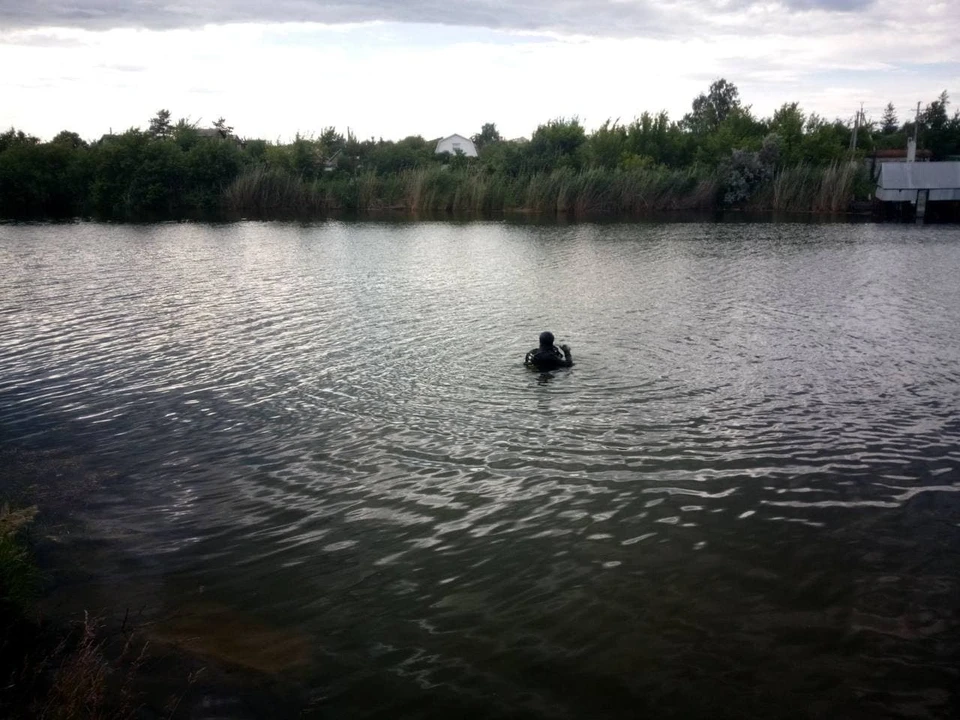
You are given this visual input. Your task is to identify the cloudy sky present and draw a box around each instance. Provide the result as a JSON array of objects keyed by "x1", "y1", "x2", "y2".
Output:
[{"x1": 1, "y1": 1, "x2": 957, "y2": 142}]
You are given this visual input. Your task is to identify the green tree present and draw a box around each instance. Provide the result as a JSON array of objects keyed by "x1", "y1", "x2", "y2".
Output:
[
  {"x1": 801, "y1": 116, "x2": 851, "y2": 164},
  {"x1": 0, "y1": 128, "x2": 39, "y2": 153},
  {"x1": 50, "y1": 130, "x2": 87, "y2": 149},
  {"x1": 920, "y1": 91, "x2": 958, "y2": 158},
  {"x1": 921, "y1": 91, "x2": 949, "y2": 131},
  {"x1": 184, "y1": 138, "x2": 244, "y2": 211},
  {"x1": 695, "y1": 107, "x2": 765, "y2": 166},
  {"x1": 586, "y1": 119, "x2": 627, "y2": 170},
  {"x1": 212, "y1": 117, "x2": 234, "y2": 139},
  {"x1": 448, "y1": 148, "x2": 469, "y2": 171},
  {"x1": 880, "y1": 103, "x2": 898, "y2": 134},
  {"x1": 90, "y1": 129, "x2": 184, "y2": 218},
  {"x1": 367, "y1": 136, "x2": 434, "y2": 174},
  {"x1": 243, "y1": 139, "x2": 269, "y2": 163},
  {"x1": 683, "y1": 79, "x2": 742, "y2": 135},
  {"x1": 719, "y1": 148, "x2": 769, "y2": 205},
  {"x1": 526, "y1": 117, "x2": 586, "y2": 172},
  {"x1": 290, "y1": 133, "x2": 323, "y2": 178},
  {"x1": 148, "y1": 109, "x2": 172, "y2": 139},
  {"x1": 472, "y1": 122, "x2": 503, "y2": 151},
  {"x1": 173, "y1": 118, "x2": 201, "y2": 151},
  {"x1": 318, "y1": 127, "x2": 345, "y2": 157},
  {"x1": 624, "y1": 111, "x2": 693, "y2": 167},
  {"x1": 477, "y1": 139, "x2": 526, "y2": 177},
  {"x1": 0, "y1": 141, "x2": 89, "y2": 218},
  {"x1": 768, "y1": 102, "x2": 806, "y2": 166}
]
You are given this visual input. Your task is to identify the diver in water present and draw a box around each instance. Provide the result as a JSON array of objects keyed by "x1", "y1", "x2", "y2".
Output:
[{"x1": 525, "y1": 331, "x2": 573, "y2": 371}]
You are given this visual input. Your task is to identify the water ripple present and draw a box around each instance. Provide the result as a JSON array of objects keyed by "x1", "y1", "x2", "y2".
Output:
[{"x1": 3, "y1": 220, "x2": 960, "y2": 718}]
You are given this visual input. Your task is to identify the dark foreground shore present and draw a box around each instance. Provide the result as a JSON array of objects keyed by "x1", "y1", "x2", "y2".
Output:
[{"x1": 1, "y1": 444, "x2": 310, "y2": 719}]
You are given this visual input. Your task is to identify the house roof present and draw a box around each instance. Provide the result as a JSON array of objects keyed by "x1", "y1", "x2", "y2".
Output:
[
  {"x1": 878, "y1": 162, "x2": 960, "y2": 190},
  {"x1": 438, "y1": 134, "x2": 471, "y2": 143},
  {"x1": 873, "y1": 148, "x2": 932, "y2": 159},
  {"x1": 876, "y1": 161, "x2": 960, "y2": 202}
]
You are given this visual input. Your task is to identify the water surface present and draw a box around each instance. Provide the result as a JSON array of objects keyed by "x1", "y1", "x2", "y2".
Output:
[{"x1": 1, "y1": 220, "x2": 959, "y2": 718}]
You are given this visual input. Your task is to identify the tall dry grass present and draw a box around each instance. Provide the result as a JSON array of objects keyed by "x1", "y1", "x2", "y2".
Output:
[
  {"x1": 223, "y1": 161, "x2": 864, "y2": 218},
  {"x1": 34, "y1": 613, "x2": 147, "y2": 720},
  {"x1": 223, "y1": 164, "x2": 722, "y2": 217},
  {"x1": 766, "y1": 161, "x2": 860, "y2": 213},
  {"x1": 396, "y1": 166, "x2": 717, "y2": 216},
  {"x1": 223, "y1": 166, "x2": 328, "y2": 217}
]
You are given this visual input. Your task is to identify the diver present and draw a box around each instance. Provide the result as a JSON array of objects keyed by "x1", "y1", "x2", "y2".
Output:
[{"x1": 525, "y1": 331, "x2": 573, "y2": 371}]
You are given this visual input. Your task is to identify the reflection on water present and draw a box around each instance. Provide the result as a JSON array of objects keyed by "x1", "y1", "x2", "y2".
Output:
[{"x1": 2, "y1": 220, "x2": 960, "y2": 718}]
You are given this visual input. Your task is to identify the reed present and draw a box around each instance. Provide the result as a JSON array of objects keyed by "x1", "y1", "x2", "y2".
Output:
[
  {"x1": 223, "y1": 165, "x2": 327, "y2": 217},
  {"x1": 814, "y1": 160, "x2": 859, "y2": 212},
  {"x1": 615, "y1": 167, "x2": 717, "y2": 212},
  {"x1": 765, "y1": 161, "x2": 859, "y2": 213},
  {"x1": 223, "y1": 162, "x2": 862, "y2": 218},
  {"x1": 517, "y1": 167, "x2": 715, "y2": 216}
]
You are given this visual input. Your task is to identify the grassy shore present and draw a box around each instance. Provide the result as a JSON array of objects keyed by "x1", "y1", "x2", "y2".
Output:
[{"x1": 223, "y1": 162, "x2": 867, "y2": 219}]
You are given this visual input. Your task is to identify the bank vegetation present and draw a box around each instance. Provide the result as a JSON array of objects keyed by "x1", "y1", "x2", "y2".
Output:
[{"x1": 2, "y1": 82, "x2": 958, "y2": 221}]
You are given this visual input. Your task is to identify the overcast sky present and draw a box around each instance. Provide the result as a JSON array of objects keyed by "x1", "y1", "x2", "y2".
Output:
[{"x1": 1, "y1": 1, "x2": 957, "y2": 142}]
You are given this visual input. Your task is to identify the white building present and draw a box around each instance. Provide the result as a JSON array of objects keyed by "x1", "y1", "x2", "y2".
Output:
[{"x1": 435, "y1": 134, "x2": 478, "y2": 158}]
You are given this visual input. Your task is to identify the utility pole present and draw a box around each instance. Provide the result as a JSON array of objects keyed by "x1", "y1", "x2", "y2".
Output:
[
  {"x1": 850, "y1": 103, "x2": 863, "y2": 155},
  {"x1": 906, "y1": 101, "x2": 922, "y2": 163},
  {"x1": 914, "y1": 101, "x2": 921, "y2": 144}
]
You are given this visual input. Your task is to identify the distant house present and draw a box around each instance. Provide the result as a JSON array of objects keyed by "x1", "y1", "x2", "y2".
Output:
[
  {"x1": 194, "y1": 126, "x2": 245, "y2": 147},
  {"x1": 324, "y1": 150, "x2": 342, "y2": 173},
  {"x1": 866, "y1": 141, "x2": 932, "y2": 179},
  {"x1": 197, "y1": 128, "x2": 225, "y2": 139},
  {"x1": 435, "y1": 134, "x2": 478, "y2": 158},
  {"x1": 873, "y1": 148, "x2": 933, "y2": 162}
]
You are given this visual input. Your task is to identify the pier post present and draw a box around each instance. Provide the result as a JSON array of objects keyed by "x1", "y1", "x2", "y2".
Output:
[{"x1": 915, "y1": 189, "x2": 928, "y2": 225}]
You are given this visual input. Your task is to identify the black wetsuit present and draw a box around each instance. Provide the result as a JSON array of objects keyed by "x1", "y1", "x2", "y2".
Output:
[{"x1": 525, "y1": 345, "x2": 572, "y2": 371}]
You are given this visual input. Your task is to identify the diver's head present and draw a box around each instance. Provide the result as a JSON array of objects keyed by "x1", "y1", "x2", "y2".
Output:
[{"x1": 539, "y1": 331, "x2": 555, "y2": 348}]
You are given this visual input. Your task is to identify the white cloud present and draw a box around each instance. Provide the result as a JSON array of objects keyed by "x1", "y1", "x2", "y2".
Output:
[{"x1": 0, "y1": 2, "x2": 957, "y2": 142}]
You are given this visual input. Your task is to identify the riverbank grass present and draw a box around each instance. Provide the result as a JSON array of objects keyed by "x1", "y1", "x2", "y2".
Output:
[
  {"x1": 223, "y1": 164, "x2": 723, "y2": 217},
  {"x1": 1, "y1": 502, "x2": 147, "y2": 719}
]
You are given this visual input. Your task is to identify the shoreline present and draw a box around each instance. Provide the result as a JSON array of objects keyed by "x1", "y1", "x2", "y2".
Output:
[
  {"x1": 0, "y1": 443, "x2": 311, "y2": 719},
  {"x1": 1, "y1": 206, "x2": 912, "y2": 226}
]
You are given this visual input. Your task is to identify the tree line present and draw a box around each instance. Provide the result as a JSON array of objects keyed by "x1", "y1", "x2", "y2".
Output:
[{"x1": 1, "y1": 80, "x2": 958, "y2": 220}]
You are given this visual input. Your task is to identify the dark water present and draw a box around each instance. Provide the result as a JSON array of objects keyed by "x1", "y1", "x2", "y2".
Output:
[{"x1": 2, "y1": 220, "x2": 959, "y2": 719}]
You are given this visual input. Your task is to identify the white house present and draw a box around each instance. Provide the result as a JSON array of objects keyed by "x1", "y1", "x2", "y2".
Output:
[{"x1": 435, "y1": 134, "x2": 478, "y2": 158}]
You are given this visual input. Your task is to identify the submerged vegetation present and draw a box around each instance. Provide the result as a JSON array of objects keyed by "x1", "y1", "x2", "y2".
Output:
[
  {"x1": 0, "y1": 458, "x2": 139, "y2": 719},
  {"x1": 0, "y1": 504, "x2": 39, "y2": 611},
  {"x1": 0, "y1": 446, "x2": 305, "y2": 718},
  {"x1": 2, "y1": 82, "x2": 959, "y2": 221}
]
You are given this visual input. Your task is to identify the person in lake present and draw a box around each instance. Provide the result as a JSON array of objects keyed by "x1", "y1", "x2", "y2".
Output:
[{"x1": 525, "y1": 331, "x2": 573, "y2": 371}]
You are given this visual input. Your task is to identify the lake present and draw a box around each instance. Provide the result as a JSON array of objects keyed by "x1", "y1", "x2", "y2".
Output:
[{"x1": 1, "y1": 220, "x2": 959, "y2": 719}]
